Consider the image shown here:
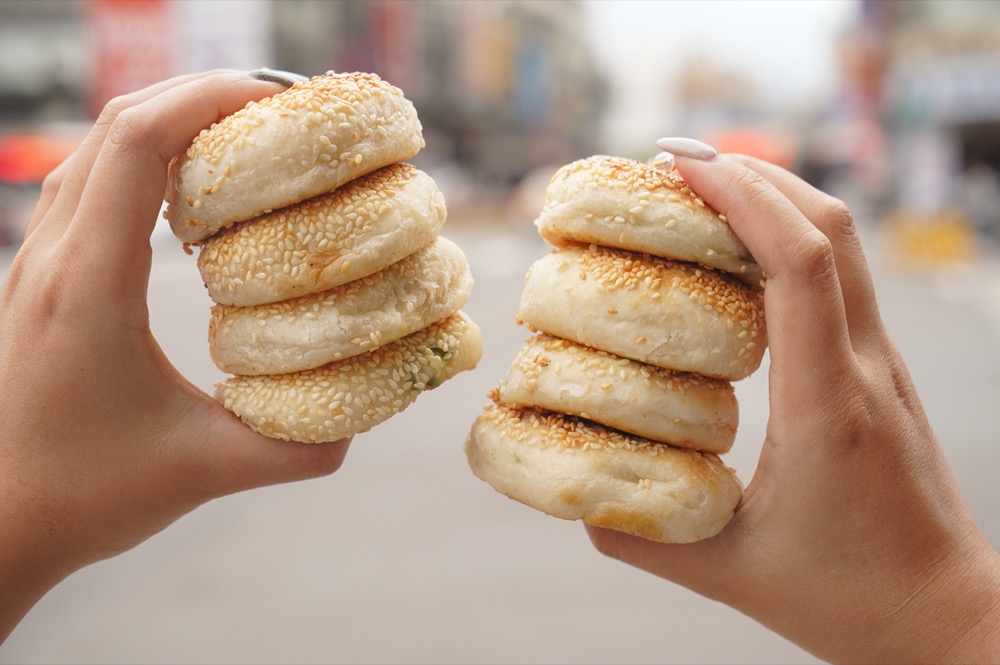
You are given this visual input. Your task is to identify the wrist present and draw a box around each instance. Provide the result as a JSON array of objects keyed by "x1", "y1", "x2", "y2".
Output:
[
  {"x1": 0, "y1": 565, "x2": 60, "y2": 644},
  {"x1": 0, "y1": 486, "x2": 79, "y2": 643},
  {"x1": 875, "y1": 534, "x2": 1000, "y2": 664}
]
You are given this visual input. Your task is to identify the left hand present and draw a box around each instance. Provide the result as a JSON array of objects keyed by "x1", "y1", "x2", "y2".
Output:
[{"x1": 0, "y1": 70, "x2": 351, "y2": 642}]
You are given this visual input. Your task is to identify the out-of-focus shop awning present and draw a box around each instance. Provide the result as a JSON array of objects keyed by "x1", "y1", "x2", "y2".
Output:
[
  {"x1": 700, "y1": 129, "x2": 797, "y2": 169},
  {"x1": 0, "y1": 132, "x2": 80, "y2": 185}
]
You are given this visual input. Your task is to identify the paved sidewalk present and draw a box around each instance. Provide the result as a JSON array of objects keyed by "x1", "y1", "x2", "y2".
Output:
[{"x1": 0, "y1": 218, "x2": 998, "y2": 664}]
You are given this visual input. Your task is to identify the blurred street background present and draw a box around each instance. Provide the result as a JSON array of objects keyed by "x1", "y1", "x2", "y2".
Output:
[{"x1": 1, "y1": 1, "x2": 1000, "y2": 663}]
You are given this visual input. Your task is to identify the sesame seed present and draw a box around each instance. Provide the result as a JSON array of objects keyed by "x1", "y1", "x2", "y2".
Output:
[
  {"x1": 197, "y1": 164, "x2": 446, "y2": 306},
  {"x1": 215, "y1": 312, "x2": 481, "y2": 443}
]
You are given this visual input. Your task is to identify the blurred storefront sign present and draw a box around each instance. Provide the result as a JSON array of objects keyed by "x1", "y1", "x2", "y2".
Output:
[
  {"x1": 174, "y1": 1, "x2": 273, "y2": 77},
  {"x1": 0, "y1": 125, "x2": 85, "y2": 244},
  {"x1": 373, "y1": 1, "x2": 421, "y2": 95},
  {"x1": 887, "y1": 209, "x2": 976, "y2": 269},
  {"x1": 893, "y1": 56, "x2": 1000, "y2": 125},
  {"x1": 0, "y1": 132, "x2": 79, "y2": 185},
  {"x1": 516, "y1": 36, "x2": 550, "y2": 127},
  {"x1": 87, "y1": 0, "x2": 174, "y2": 117},
  {"x1": 701, "y1": 129, "x2": 797, "y2": 170},
  {"x1": 87, "y1": 0, "x2": 272, "y2": 118}
]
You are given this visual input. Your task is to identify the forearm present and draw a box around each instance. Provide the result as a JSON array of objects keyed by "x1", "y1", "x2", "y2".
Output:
[
  {"x1": 786, "y1": 531, "x2": 1000, "y2": 664},
  {"x1": 0, "y1": 483, "x2": 77, "y2": 644},
  {"x1": 0, "y1": 549, "x2": 56, "y2": 644},
  {"x1": 0, "y1": 571, "x2": 53, "y2": 644},
  {"x1": 877, "y1": 539, "x2": 1000, "y2": 665}
]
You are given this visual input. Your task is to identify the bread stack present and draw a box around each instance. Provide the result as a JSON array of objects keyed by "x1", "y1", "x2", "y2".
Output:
[
  {"x1": 165, "y1": 72, "x2": 482, "y2": 443},
  {"x1": 465, "y1": 155, "x2": 766, "y2": 543}
]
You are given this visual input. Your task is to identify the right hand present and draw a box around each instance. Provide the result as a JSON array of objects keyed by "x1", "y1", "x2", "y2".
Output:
[{"x1": 587, "y1": 152, "x2": 1000, "y2": 663}]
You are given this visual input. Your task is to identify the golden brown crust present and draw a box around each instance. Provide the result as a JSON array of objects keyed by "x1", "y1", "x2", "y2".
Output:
[
  {"x1": 464, "y1": 395, "x2": 743, "y2": 543},
  {"x1": 498, "y1": 334, "x2": 738, "y2": 454},
  {"x1": 209, "y1": 237, "x2": 473, "y2": 376},
  {"x1": 165, "y1": 72, "x2": 425, "y2": 242},
  {"x1": 535, "y1": 155, "x2": 764, "y2": 287},
  {"x1": 197, "y1": 163, "x2": 446, "y2": 306},
  {"x1": 217, "y1": 312, "x2": 482, "y2": 443},
  {"x1": 518, "y1": 244, "x2": 766, "y2": 380}
]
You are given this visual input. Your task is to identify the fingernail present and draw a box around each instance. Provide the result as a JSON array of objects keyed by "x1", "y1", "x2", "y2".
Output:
[
  {"x1": 655, "y1": 137, "x2": 718, "y2": 160},
  {"x1": 248, "y1": 68, "x2": 310, "y2": 87}
]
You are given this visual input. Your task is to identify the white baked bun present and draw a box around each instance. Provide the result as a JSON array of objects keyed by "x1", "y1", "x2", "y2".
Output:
[
  {"x1": 517, "y1": 244, "x2": 766, "y2": 381},
  {"x1": 498, "y1": 334, "x2": 738, "y2": 455},
  {"x1": 465, "y1": 395, "x2": 743, "y2": 543},
  {"x1": 198, "y1": 163, "x2": 446, "y2": 306},
  {"x1": 218, "y1": 311, "x2": 482, "y2": 443},
  {"x1": 535, "y1": 155, "x2": 764, "y2": 287},
  {"x1": 165, "y1": 72, "x2": 425, "y2": 242},
  {"x1": 210, "y1": 236, "x2": 472, "y2": 376}
]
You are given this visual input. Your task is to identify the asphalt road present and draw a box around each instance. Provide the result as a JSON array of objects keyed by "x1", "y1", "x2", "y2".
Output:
[{"x1": 1, "y1": 216, "x2": 998, "y2": 664}]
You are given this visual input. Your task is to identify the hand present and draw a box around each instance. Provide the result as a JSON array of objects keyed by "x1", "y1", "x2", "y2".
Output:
[
  {"x1": 0, "y1": 70, "x2": 350, "y2": 642},
  {"x1": 587, "y1": 152, "x2": 1000, "y2": 663}
]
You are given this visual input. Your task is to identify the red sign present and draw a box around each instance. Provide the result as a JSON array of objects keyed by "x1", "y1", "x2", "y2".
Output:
[{"x1": 87, "y1": 0, "x2": 175, "y2": 118}]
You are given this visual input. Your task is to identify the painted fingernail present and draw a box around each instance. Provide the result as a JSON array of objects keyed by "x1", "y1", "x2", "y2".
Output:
[
  {"x1": 248, "y1": 68, "x2": 310, "y2": 87},
  {"x1": 655, "y1": 137, "x2": 718, "y2": 160}
]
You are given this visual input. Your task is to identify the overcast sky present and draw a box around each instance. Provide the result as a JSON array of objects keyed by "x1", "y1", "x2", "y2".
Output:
[{"x1": 582, "y1": 0, "x2": 859, "y2": 154}]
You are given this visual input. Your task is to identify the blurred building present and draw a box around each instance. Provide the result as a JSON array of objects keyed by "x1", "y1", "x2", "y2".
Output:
[
  {"x1": 672, "y1": 55, "x2": 799, "y2": 171},
  {"x1": 860, "y1": 0, "x2": 1000, "y2": 244},
  {"x1": 0, "y1": 0, "x2": 607, "y2": 243},
  {"x1": 274, "y1": 0, "x2": 606, "y2": 201},
  {"x1": 0, "y1": 0, "x2": 86, "y2": 126}
]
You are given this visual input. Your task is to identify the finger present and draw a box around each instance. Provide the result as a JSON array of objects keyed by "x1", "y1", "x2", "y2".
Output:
[
  {"x1": 23, "y1": 158, "x2": 70, "y2": 241},
  {"x1": 585, "y1": 524, "x2": 746, "y2": 605},
  {"x1": 63, "y1": 72, "x2": 288, "y2": 284},
  {"x1": 27, "y1": 71, "x2": 238, "y2": 244},
  {"x1": 731, "y1": 155, "x2": 885, "y2": 352},
  {"x1": 674, "y1": 155, "x2": 856, "y2": 383},
  {"x1": 215, "y1": 427, "x2": 352, "y2": 495},
  {"x1": 187, "y1": 400, "x2": 352, "y2": 497}
]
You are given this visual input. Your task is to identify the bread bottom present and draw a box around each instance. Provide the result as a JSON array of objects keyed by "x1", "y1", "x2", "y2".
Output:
[
  {"x1": 465, "y1": 396, "x2": 743, "y2": 544},
  {"x1": 217, "y1": 311, "x2": 482, "y2": 443}
]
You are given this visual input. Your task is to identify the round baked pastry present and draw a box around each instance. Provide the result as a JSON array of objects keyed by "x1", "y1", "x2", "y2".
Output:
[
  {"x1": 465, "y1": 395, "x2": 743, "y2": 543},
  {"x1": 198, "y1": 163, "x2": 446, "y2": 306},
  {"x1": 498, "y1": 334, "x2": 738, "y2": 454},
  {"x1": 517, "y1": 244, "x2": 766, "y2": 381},
  {"x1": 535, "y1": 155, "x2": 764, "y2": 287},
  {"x1": 165, "y1": 71, "x2": 425, "y2": 243},
  {"x1": 210, "y1": 236, "x2": 472, "y2": 376},
  {"x1": 218, "y1": 311, "x2": 482, "y2": 443}
]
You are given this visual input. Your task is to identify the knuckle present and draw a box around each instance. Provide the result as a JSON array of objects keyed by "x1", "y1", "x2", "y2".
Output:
[
  {"x1": 1, "y1": 251, "x2": 31, "y2": 303},
  {"x1": 104, "y1": 106, "x2": 153, "y2": 151},
  {"x1": 96, "y1": 93, "x2": 135, "y2": 128},
  {"x1": 190, "y1": 77, "x2": 222, "y2": 110},
  {"x1": 817, "y1": 197, "x2": 856, "y2": 240},
  {"x1": 841, "y1": 363, "x2": 910, "y2": 448},
  {"x1": 862, "y1": 351, "x2": 923, "y2": 420},
  {"x1": 787, "y1": 228, "x2": 837, "y2": 281},
  {"x1": 39, "y1": 163, "x2": 65, "y2": 198},
  {"x1": 2, "y1": 250, "x2": 77, "y2": 329},
  {"x1": 730, "y1": 168, "x2": 770, "y2": 206},
  {"x1": 731, "y1": 154, "x2": 771, "y2": 173}
]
